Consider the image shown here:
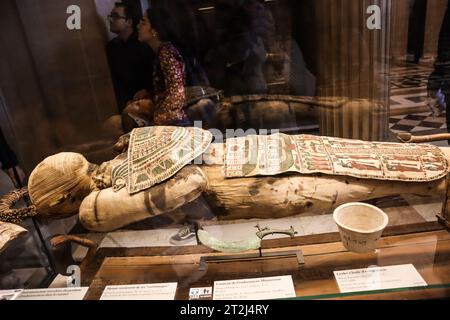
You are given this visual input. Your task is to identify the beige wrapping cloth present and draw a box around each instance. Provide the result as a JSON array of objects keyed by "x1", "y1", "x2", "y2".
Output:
[
  {"x1": 79, "y1": 166, "x2": 207, "y2": 232},
  {"x1": 28, "y1": 153, "x2": 96, "y2": 218},
  {"x1": 0, "y1": 221, "x2": 27, "y2": 253}
]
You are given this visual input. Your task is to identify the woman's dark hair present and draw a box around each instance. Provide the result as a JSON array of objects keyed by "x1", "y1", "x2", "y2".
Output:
[
  {"x1": 145, "y1": 8, "x2": 183, "y2": 47},
  {"x1": 145, "y1": 8, "x2": 210, "y2": 86}
]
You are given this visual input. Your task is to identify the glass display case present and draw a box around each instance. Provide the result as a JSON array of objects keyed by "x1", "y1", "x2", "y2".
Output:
[{"x1": 1, "y1": 0, "x2": 450, "y2": 301}]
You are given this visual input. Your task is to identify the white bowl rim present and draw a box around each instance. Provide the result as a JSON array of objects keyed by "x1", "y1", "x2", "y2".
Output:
[{"x1": 333, "y1": 202, "x2": 389, "y2": 234}]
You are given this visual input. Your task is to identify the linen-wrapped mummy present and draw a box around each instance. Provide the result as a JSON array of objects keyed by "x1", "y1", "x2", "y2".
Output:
[
  {"x1": 28, "y1": 152, "x2": 97, "y2": 218},
  {"x1": 7, "y1": 126, "x2": 450, "y2": 233}
]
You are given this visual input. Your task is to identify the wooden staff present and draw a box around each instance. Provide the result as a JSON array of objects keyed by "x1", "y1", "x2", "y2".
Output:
[{"x1": 396, "y1": 132, "x2": 450, "y2": 143}]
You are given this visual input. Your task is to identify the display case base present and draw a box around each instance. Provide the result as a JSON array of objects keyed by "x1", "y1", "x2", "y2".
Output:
[{"x1": 198, "y1": 249, "x2": 305, "y2": 271}]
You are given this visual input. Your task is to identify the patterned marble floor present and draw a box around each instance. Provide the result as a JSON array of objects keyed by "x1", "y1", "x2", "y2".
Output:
[
  {"x1": 389, "y1": 64, "x2": 433, "y2": 115},
  {"x1": 389, "y1": 111, "x2": 446, "y2": 134},
  {"x1": 389, "y1": 63, "x2": 448, "y2": 143},
  {"x1": 390, "y1": 64, "x2": 432, "y2": 90}
]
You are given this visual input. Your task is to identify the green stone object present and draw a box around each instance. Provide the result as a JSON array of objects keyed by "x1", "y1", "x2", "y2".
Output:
[{"x1": 197, "y1": 225, "x2": 297, "y2": 253}]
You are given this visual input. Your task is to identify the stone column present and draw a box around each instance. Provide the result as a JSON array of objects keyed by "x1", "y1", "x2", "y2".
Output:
[
  {"x1": 390, "y1": 0, "x2": 411, "y2": 64},
  {"x1": 420, "y1": 0, "x2": 448, "y2": 66},
  {"x1": 314, "y1": 0, "x2": 391, "y2": 141}
]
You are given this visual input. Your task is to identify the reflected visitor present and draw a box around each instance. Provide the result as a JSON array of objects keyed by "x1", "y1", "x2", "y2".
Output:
[
  {"x1": 427, "y1": 0, "x2": 450, "y2": 142},
  {"x1": 106, "y1": 2, "x2": 154, "y2": 126},
  {"x1": 129, "y1": 8, "x2": 211, "y2": 131},
  {"x1": 205, "y1": 0, "x2": 269, "y2": 95}
]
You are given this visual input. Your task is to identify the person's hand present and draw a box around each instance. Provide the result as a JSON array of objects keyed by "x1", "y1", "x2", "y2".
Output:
[
  {"x1": 124, "y1": 99, "x2": 154, "y2": 120},
  {"x1": 4, "y1": 166, "x2": 26, "y2": 188}
]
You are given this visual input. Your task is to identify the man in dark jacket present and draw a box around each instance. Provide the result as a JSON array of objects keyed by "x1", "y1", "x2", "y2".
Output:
[{"x1": 106, "y1": 2, "x2": 154, "y2": 113}]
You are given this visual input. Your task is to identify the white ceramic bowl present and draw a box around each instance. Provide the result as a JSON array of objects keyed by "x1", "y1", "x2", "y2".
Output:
[{"x1": 333, "y1": 202, "x2": 389, "y2": 253}]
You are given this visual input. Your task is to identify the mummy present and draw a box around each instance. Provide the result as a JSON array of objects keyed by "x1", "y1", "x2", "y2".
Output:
[{"x1": 11, "y1": 126, "x2": 448, "y2": 233}]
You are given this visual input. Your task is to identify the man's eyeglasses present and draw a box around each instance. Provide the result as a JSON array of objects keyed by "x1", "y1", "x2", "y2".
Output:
[{"x1": 107, "y1": 13, "x2": 127, "y2": 22}]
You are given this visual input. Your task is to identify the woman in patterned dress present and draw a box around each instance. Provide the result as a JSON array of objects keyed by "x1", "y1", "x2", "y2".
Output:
[{"x1": 132, "y1": 9, "x2": 205, "y2": 127}]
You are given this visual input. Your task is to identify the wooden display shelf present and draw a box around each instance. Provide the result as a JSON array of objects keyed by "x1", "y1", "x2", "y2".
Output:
[{"x1": 81, "y1": 223, "x2": 450, "y2": 300}]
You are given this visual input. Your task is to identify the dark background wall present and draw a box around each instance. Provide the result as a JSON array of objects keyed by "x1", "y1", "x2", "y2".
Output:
[
  {"x1": 148, "y1": 0, "x2": 317, "y2": 94},
  {"x1": 0, "y1": 0, "x2": 319, "y2": 175},
  {"x1": 0, "y1": 0, "x2": 117, "y2": 173},
  {"x1": 0, "y1": 0, "x2": 392, "y2": 173}
]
